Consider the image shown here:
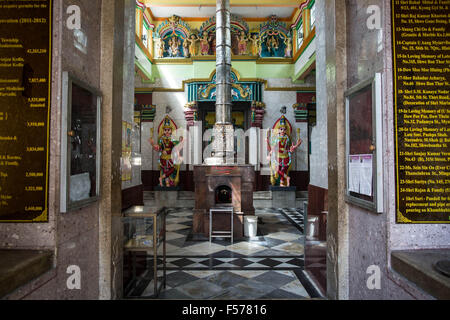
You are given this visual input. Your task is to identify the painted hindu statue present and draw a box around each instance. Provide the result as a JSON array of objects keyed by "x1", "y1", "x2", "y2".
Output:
[
  {"x1": 149, "y1": 115, "x2": 184, "y2": 187},
  {"x1": 249, "y1": 33, "x2": 261, "y2": 56},
  {"x1": 267, "y1": 115, "x2": 302, "y2": 187},
  {"x1": 199, "y1": 31, "x2": 212, "y2": 55},
  {"x1": 237, "y1": 30, "x2": 248, "y2": 55},
  {"x1": 186, "y1": 33, "x2": 199, "y2": 57}
]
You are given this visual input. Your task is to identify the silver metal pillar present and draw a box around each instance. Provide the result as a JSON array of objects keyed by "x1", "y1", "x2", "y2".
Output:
[
  {"x1": 207, "y1": 0, "x2": 234, "y2": 164},
  {"x1": 215, "y1": 0, "x2": 232, "y2": 124}
]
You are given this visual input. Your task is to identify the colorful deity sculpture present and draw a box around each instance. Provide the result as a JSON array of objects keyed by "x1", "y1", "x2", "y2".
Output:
[
  {"x1": 155, "y1": 37, "x2": 164, "y2": 58},
  {"x1": 149, "y1": 115, "x2": 184, "y2": 187},
  {"x1": 249, "y1": 33, "x2": 261, "y2": 56},
  {"x1": 186, "y1": 33, "x2": 199, "y2": 56},
  {"x1": 283, "y1": 36, "x2": 292, "y2": 58},
  {"x1": 199, "y1": 31, "x2": 212, "y2": 55},
  {"x1": 237, "y1": 30, "x2": 249, "y2": 55},
  {"x1": 182, "y1": 37, "x2": 190, "y2": 57},
  {"x1": 168, "y1": 36, "x2": 181, "y2": 57},
  {"x1": 266, "y1": 115, "x2": 302, "y2": 187},
  {"x1": 266, "y1": 35, "x2": 279, "y2": 55}
]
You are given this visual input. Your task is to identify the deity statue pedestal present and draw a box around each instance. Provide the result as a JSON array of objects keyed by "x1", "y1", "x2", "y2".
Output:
[
  {"x1": 154, "y1": 186, "x2": 180, "y2": 207},
  {"x1": 270, "y1": 185, "x2": 296, "y2": 208}
]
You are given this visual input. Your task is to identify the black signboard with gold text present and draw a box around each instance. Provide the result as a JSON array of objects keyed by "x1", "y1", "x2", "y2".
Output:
[
  {"x1": 392, "y1": 0, "x2": 450, "y2": 223},
  {"x1": 0, "y1": 0, "x2": 52, "y2": 222}
]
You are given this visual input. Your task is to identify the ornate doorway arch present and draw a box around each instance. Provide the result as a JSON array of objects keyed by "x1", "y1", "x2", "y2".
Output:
[{"x1": 184, "y1": 69, "x2": 266, "y2": 129}]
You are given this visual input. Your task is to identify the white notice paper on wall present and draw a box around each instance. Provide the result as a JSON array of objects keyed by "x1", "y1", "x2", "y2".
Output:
[
  {"x1": 348, "y1": 155, "x2": 361, "y2": 193},
  {"x1": 359, "y1": 154, "x2": 373, "y2": 196}
]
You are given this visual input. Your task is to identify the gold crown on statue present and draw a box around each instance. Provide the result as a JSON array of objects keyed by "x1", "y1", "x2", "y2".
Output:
[
  {"x1": 163, "y1": 116, "x2": 172, "y2": 129},
  {"x1": 279, "y1": 115, "x2": 287, "y2": 128}
]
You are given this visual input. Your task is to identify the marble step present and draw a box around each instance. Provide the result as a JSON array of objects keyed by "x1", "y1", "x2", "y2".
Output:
[
  {"x1": 144, "y1": 190, "x2": 307, "y2": 202},
  {"x1": 296, "y1": 191, "x2": 308, "y2": 198},
  {"x1": 143, "y1": 191, "x2": 154, "y2": 200},
  {"x1": 178, "y1": 191, "x2": 194, "y2": 200},
  {"x1": 253, "y1": 191, "x2": 272, "y2": 200}
]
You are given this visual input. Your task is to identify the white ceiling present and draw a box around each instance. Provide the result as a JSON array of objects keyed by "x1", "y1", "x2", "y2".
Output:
[{"x1": 148, "y1": 6, "x2": 295, "y2": 18}]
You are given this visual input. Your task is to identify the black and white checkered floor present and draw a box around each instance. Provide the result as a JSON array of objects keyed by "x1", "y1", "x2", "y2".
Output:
[{"x1": 128, "y1": 207, "x2": 322, "y2": 299}]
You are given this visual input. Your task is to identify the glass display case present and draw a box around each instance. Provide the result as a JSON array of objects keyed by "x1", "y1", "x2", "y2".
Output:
[{"x1": 123, "y1": 206, "x2": 166, "y2": 298}]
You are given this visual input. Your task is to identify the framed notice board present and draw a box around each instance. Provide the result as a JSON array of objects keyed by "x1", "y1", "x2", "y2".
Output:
[
  {"x1": 0, "y1": 0, "x2": 52, "y2": 222},
  {"x1": 60, "y1": 72, "x2": 101, "y2": 213},
  {"x1": 345, "y1": 74, "x2": 384, "y2": 213},
  {"x1": 392, "y1": 0, "x2": 450, "y2": 223}
]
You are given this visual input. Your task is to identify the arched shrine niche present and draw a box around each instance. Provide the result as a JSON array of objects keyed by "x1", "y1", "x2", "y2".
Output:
[
  {"x1": 199, "y1": 14, "x2": 250, "y2": 55},
  {"x1": 154, "y1": 15, "x2": 192, "y2": 58},
  {"x1": 259, "y1": 15, "x2": 292, "y2": 58}
]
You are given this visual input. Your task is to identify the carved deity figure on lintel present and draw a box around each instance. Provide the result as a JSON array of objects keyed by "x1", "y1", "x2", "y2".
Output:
[
  {"x1": 249, "y1": 33, "x2": 261, "y2": 56},
  {"x1": 168, "y1": 36, "x2": 181, "y2": 57},
  {"x1": 266, "y1": 115, "x2": 302, "y2": 187},
  {"x1": 237, "y1": 30, "x2": 249, "y2": 55},
  {"x1": 199, "y1": 31, "x2": 212, "y2": 55},
  {"x1": 155, "y1": 37, "x2": 164, "y2": 58},
  {"x1": 186, "y1": 33, "x2": 199, "y2": 57},
  {"x1": 182, "y1": 37, "x2": 189, "y2": 57},
  {"x1": 283, "y1": 35, "x2": 292, "y2": 58},
  {"x1": 149, "y1": 115, "x2": 184, "y2": 187},
  {"x1": 266, "y1": 35, "x2": 279, "y2": 55}
]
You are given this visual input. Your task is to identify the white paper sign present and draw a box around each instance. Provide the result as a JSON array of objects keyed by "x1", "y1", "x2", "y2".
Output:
[
  {"x1": 348, "y1": 155, "x2": 361, "y2": 193},
  {"x1": 359, "y1": 154, "x2": 373, "y2": 196},
  {"x1": 70, "y1": 172, "x2": 91, "y2": 202}
]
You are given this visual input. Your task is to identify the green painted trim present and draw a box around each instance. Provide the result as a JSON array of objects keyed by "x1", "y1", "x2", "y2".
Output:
[
  {"x1": 307, "y1": 0, "x2": 316, "y2": 9},
  {"x1": 295, "y1": 18, "x2": 303, "y2": 31},
  {"x1": 292, "y1": 52, "x2": 316, "y2": 82},
  {"x1": 293, "y1": 34, "x2": 315, "y2": 64},
  {"x1": 135, "y1": 60, "x2": 154, "y2": 82},
  {"x1": 134, "y1": 59, "x2": 299, "y2": 82},
  {"x1": 135, "y1": 41, "x2": 153, "y2": 65},
  {"x1": 295, "y1": 90, "x2": 316, "y2": 93},
  {"x1": 143, "y1": 19, "x2": 150, "y2": 30},
  {"x1": 293, "y1": 79, "x2": 305, "y2": 84}
]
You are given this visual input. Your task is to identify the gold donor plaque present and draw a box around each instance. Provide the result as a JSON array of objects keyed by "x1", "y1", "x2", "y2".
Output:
[
  {"x1": 392, "y1": 0, "x2": 450, "y2": 223},
  {"x1": 0, "y1": 1, "x2": 52, "y2": 222}
]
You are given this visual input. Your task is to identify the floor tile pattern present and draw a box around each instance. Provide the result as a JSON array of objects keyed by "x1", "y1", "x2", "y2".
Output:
[
  {"x1": 125, "y1": 206, "x2": 323, "y2": 300},
  {"x1": 134, "y1": 269, "x2": 318, "y2": 300}
]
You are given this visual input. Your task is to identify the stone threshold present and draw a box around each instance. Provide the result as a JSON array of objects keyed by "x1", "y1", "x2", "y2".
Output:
[
  {"x1": 0, "y1": 249, "x2": 53, "y2": 298},
  {"x1": 391, "y1": 249, "x2": 450, "y2": 300}
]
